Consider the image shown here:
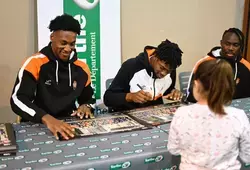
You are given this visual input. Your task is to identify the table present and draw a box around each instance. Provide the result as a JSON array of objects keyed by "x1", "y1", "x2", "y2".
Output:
[
  {"x1": 0, "y1": 98, "x2": 250, "y2": 170},
  {"x1": 1, "y1": 123, "x2": 177, "y2": 170}
]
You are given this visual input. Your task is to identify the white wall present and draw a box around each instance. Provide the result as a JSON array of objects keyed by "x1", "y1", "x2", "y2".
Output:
[
  {"x1": 0, "y1": 0, "x2": 244, "y2": 122},
  {"x1": 121, "y1": 0, "x2": 244, "y2": 88}
]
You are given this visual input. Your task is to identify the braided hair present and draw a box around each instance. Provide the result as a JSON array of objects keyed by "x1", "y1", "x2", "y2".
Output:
[
  {"x1": 48, "y1": 14, "x2": 81, "y2": 35},
  {"x1": 154, "y1": 39, "x2": 183, "y2": 69},
  {"x1": 222, "y1": 28, "x2": 245, "y2": 53}
]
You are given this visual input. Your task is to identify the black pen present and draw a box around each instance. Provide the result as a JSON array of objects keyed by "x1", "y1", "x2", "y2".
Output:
[{"x1": 137, "y1": 84, "x2": 143, "y2": 90}]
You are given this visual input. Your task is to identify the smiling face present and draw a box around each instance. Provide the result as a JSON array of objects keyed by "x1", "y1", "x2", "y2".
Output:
[
  {"x1": 220, "y1": 32, "x2": 241, "y2": 58},
  {"x1": 50, "y1": 30, "x2": 77, "y2": 62},
  {"x1": 151, "y1": 57, "x2": 172, "y2": 79}
]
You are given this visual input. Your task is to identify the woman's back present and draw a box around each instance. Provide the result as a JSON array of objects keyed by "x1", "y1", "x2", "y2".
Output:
[{"x1": 168, "y1": 103, "x2": 250, "y2": 170}]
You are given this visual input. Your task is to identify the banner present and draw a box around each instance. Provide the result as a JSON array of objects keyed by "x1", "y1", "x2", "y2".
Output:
[
  {"x1": 37, "y1": 0, "x2": 121, "y2": 100},
  {"x1": 64, "y1": 0, "x2": 101, "y2": 98}
]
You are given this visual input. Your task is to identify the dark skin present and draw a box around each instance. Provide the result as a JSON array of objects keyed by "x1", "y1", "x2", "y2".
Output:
[
  {"x1": 50, "y1": 30, "x2": 76, "y2": 62},
  {"x1": 125, "y1": 54, "x2": 183, "y2": 104},
  {"x1": 220, "y1": 32, "x2": 241, "y2": 58},
  {"x1": 42, "y1": 30, "x2": 92, "y2": 140}
]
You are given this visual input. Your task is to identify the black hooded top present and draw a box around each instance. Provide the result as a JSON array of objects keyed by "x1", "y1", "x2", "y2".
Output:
[
  {"x1": 186, "y1": 47, "x2": 250, "y2": 103},
  {"x1": 104, "y1": 46, "x2": 177, "y2": 112},
  {"x1": 10, "y1": 43, "x2": 94, "y2": 123}
]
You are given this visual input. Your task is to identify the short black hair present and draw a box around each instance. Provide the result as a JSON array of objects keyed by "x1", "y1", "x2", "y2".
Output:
[
  {"x1": 48, "y1": 14, "x2": 81, "y2": 35},
  {"x1": 222, "y1": 28, "x2": 245, "y2": 53},
  {"x1": 155, "y1": 39, "x2": 183, "y2": 69}
]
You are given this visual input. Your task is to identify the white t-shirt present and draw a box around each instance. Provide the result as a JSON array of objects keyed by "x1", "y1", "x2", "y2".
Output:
[{"x1": 168, "y1": 103, "x2": 250, "y2": 170}]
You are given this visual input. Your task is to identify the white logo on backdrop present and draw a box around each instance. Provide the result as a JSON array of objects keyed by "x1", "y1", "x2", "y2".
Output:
[{"x1": 73, "y1": 0, "x2": 99, "y2": 10}]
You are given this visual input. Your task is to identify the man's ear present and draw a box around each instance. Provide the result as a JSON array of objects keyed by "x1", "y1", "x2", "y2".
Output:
[
  {"x1": 220, "y1": 40, "x2": 223, "y2": 46},
  {"x1": 50, "y1": 33, "x2": 54, "y2": 41}
]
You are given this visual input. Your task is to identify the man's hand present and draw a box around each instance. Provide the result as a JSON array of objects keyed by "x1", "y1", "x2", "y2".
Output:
[
  {"x1": 126, "y1": 90, "x2": 153, "y2": 103},
  {"x1": 42, "y1": 114, "x2": 75, "y2": 140},
  {"x1": 71, "y1": 104, "x2": 93, "y2": 119},
  {"x1": 163, "y1": 89, "x2": 183, "y2": 101}
]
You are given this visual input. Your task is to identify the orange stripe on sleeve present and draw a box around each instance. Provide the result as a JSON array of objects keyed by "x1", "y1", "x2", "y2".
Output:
[
  {"x1": 240, "y1": 58, "x2": 250, "y2": 71},
  {"x1": 74, "y1": 60, "x2": 91, "y2": 86},
  {"x1": 23, "y1": 54, "x2": 49, "y2": 80}
]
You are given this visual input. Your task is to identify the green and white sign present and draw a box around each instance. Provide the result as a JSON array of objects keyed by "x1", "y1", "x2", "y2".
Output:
[
  {"x1": 37, "y1": 0, "x2": 121, "y2": 100},
  {"x1": 64, "y1": 0, "x2": 101, "y2": 98},
  {"x1": 161, "y1": 166, "x2": 178, "y2": 170},
  {"x1": 144, "y1": 155, "x2": 164, "y2": 164},
  {"x1": 110, "y1": 161, "x2": 131, "y2": 170}
]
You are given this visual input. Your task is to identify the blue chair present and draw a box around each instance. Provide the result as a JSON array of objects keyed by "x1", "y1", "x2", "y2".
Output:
[
  {"x1": 105, "y1": 78, "x2": 114, "y2": 89},
  {"x1": 178, "y1": 71, "x2": 191, "y2": 95}
]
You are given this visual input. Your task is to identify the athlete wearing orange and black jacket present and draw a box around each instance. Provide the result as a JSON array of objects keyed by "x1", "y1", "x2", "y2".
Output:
[
  {"x1": 10, "y1": 43, "x2": 94, "y2": 123},
  {"x1": 10, "y1": 14, "x2": 94, "y2": 140},
  {"x1": 104, "y1": 39, "x2": 183, "y2": 112},
  {"x1": 186, "y1": 28, "x2": 250, "y2": 103}
]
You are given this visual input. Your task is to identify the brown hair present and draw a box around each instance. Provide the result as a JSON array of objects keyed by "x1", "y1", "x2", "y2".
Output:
[{"x1": 194, "y1": 59, "x2": 235, "y2": 115}]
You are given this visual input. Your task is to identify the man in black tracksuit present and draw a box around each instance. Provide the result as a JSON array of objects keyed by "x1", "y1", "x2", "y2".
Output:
[
  {"x1": 104, "y1": 39, "x2": 183, "y2": 112},
  {"x1": 10, "y1": 14, "x2": 94, "y2": 140},
  {"x1": 186, "y1": 28, "x2": 250, "y2": 103}
]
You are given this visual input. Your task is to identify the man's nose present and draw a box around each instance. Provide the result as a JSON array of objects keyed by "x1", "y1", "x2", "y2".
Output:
[
  {"x1": 228, "y1": 45, "x2": 235, "y2": 51},
  {"x1": 64, "y1": 45, "x2": 72, "y2": 52}
]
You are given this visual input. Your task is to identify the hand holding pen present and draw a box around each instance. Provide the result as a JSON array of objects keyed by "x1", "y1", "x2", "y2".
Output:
[{"x1": 125, "y1": 84, "x2": 153, "y2": 103}]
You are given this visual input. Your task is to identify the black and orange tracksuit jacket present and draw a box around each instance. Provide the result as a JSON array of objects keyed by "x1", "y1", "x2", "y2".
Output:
[
  {"x1": 104, "y1": 46, "x2": 178, "y2": 112},
  {"x1": 10, "y1": 43, "x2": 94, "y2": 123},
  {"x1": 186, "y1": 47, "x2": 250, "y2": 103}
]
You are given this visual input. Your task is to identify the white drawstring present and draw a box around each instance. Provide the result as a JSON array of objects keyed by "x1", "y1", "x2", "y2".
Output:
[
  {"x1": 234, "y1": 62, "x2": 238, "y2": 80},
  {"x1": 150, "y1": 72, "x2": 153, "y2": 90},
  {"x1": 55, "y1": 61, "x2": 72, "y2": 87},
  {"x1": 56, "y1": 60, "x2": 59, "y2": 84},
  {"x1": 55, "y1": 51, "x2": 74, "y2": 87},
  {"x1": 68, "y1": 51, "x2": 74, "y2": 87},
  {"x1": 151, "y1": 72, "x2": 154, "y2": 99},
  {"x1": 68, "y1": 63, "x2": 72, "y2": 87},
  {"x1": 70, "y1": 51, "x2": 75, "y2": 60}
]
